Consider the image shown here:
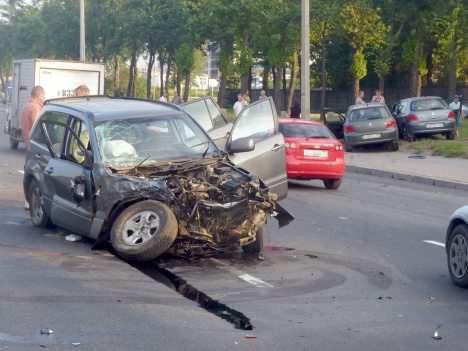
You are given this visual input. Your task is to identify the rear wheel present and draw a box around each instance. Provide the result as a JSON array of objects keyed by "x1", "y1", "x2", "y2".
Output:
[
  {"x1": 447, "y1": 224, "x2": 468, "y2": 288},
  {"x1": 402, "y1": 125, "x2": 413, "y2": 142},
  {"x1": 110, "y1": 200, "x2": 178, "y2": 262},
  {"x1": 344, "y1": 141, "x2": 353, "y2": 152},
  {"x1": 29, "y1": 179, "x2": 52, "y2": 228},
  {"x1": 323, "y1": 178, "x2": 342, "y2": 190},
  {"x1": 9, "y1": 135, "x2": 19, "y2": 150},
  {"x1": 446, "y1": 131, "x2": 456, "y2": 140},
  {"x1": 391, "y1": 140, "x2": 399, "y2": 151},
  {"x1": 242, "y1": 228, "x2": 264, "y2": 254}
]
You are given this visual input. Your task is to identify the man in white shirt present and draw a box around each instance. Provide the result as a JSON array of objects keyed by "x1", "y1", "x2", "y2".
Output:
[
  {"x1": 233, "y1": 94, "x2": 247, "y2": 118},
  {"x1": 159, "y1": 92, "x2": 168, "y2": 102},
  {"x1": 355, "y1": 91, "x2": 365, "y2": 104},
  {"x1": 448, "y1": 95, "x2": 464, "y2": 137}
]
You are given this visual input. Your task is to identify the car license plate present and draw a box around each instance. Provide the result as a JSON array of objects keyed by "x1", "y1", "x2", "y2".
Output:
[
  {"x1": 304, "y1": 149, "x2": 328, "y2": 158},
  {"x1": 426, "y1": 123, "x2": 444, "y2": 128},
  {"x1": 362, "y1": 133, "x2": 381, "y2": 139}
]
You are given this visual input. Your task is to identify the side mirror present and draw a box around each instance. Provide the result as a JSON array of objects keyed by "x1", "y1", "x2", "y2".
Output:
[{"x1": 227, "y1": 136, "x2": 255, "y2": 154}]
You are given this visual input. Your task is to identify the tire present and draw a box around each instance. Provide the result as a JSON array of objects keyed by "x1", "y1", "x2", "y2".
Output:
[
  {"x1": 344, "y1": 141, "x2": 353, "y2": 152},
  {"x1": 29, "y1": 179, "x2": 52, "y2": 228},
  {"x1": 323, "y1": 178, "x2": 342, "y2": 190},
  {"x1": 446, "y1": 131, "x2": 456, "y2": 140},
  {"x1": 447, "y1": 224, "x2": 468, "y2": 288},
  {"x1": 110, "y1": 200, "x2": 178, "y2": 262},
  {"x1": 10, "y1": 135, "x2": 19, "y2": 150},
  {"x1": 242, "y1": 228, "x2": 264, "y2": 254},
  {"x1": 402, "y1": 125, "x2": 413, "y2": 142},
  {"x1": 391, "y1": 140, "x2": 399, "y2": 151}
]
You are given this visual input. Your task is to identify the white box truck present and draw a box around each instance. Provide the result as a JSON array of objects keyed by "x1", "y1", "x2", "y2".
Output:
[{"x1": 4, "y1": 59, "x2": 105, "y2": 149}]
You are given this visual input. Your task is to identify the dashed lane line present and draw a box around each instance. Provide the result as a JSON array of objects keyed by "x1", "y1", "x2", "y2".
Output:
[
  {"x1": 210, "y1": 258, "x2": 274, "y2": 288},
  {"x1": 424, "y1": 240, "x2": 445, "y2": 248}
]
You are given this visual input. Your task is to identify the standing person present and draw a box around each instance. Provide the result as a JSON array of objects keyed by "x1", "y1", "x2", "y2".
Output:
[
  {"x1": 233, "y1": 93, "x2": 248, "y2": 118},
  {"x1": 355, "y1": 91, "x2": 365, "y2": 104},
  {"x1": 159, "y1": 92, "x2": 168, "y2": 102},
  {"x1": 75, "y1": 85, "x2": 90, "y2": 96},
  {"x1": 288, "y1": 98, "x2": 301, "y2": 118},
  {"x1": 448, "y1": 95, "x2": 464, "y2": 137},
  {"x1": 21, "y1": 85, "x2": 45, "y2": 210},
  {"x1": 172, "y1": 91, "x2": 183, "y2": 105},
  {"x1": 371, "y1": 89, "x2": 386, "y2": 103},
  {"x1": 243, "y1": 90, "x2": 250, "y2": 104},
  {"x1": 258, "y1": 90, "x2": 267, "y2": 100}
]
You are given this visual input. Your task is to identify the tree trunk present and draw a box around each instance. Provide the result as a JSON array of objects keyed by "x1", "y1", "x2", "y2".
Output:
[
  {"x1": 126, "y1": 50, "x2": 137, "y2": 97},
  {"x1": 176, "y1": 67, "x2": 181, "y2": 96},
  {"x1": 217, "y1": 73, "x2": 227, "y2": 108},
  {"x1": 448, "y1": 0, "x2": 459, "y2": 97},
  {"x1": 147, "y1": 51, "x2": 155, "y2": 99},
  {"x1": 320, "y1": 36, "x2": 327, "y2": 121},
  {"x1": 240, "y1": 31, "x2": 250, "y2": 94},
  {"x1": 273, "y1": 67, "x2": 282, "y2": 115},
  {"x1": 183, "y1": 72, "x2": 190, "y2": 102},
  {"x1": 351, "y1": 76, "x2": 359, "y2": 105},
  {"x1": 114, "y1": 56, "x2": 120, "y2": 89},
  {"x1": 262, "y1": 66, "x2": 270, "y2": 91},
  {"x1": 165, "y1": 51, "x2": 173, "y2": 94},
  {"x1": 409, "y1": 62, "x2": 418, "y2": 97},
  {"x1": 158, "y1": 52, "x2": 166, "y2": 97},
  {"x1": 133, "y1": 62, "x2": 138, "y2": 97},
  {"x1": 378, "y1": 76, "x2": 384, "y2": 94},
  {"x1": 282, "y1": 67, "x2": 287, "y2": 111},
  {"x1": 287, "y1": 51, "x2": 298, "y2": 111}
]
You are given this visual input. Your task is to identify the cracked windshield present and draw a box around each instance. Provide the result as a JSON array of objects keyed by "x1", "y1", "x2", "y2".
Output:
[{"x1": 94, "y1": 115, "x2": 218, "y2": 167}]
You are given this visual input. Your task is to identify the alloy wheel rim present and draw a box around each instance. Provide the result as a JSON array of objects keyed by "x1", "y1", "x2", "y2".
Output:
[
  {"x1": 122, "y1": 211, "x2": 161, "y2": 246},
  {"x1": 449, "y1": 234, "x2": 468, "y2": 279}
]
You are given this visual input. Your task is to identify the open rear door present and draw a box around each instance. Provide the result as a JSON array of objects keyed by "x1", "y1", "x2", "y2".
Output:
[
  {"x1": 226, "y1": 97, "x2": 288, "y2": 200},
  {"x1": 324, "y1": 108, "x2": 345, "y2": 139}
]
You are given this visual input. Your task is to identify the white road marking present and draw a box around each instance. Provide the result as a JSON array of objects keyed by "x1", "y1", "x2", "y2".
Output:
[
  {"x1": 210, "y1": 258, "x2": 274, "y2": 288},
  {"x1": 424, "y1": 240, "x2": 445, "y2": 248},
  {"x1": 18, "y1": 170, "x2": 24, "y2": 174}
]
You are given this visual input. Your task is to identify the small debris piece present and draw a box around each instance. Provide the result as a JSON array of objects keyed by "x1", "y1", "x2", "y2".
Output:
[
  {"x1": 234, "y1": 342, "x2": 238, "y2": 345},
  {"x1": 244, "y1": 335, "x2": 257, "y2": 339},
  {"x1": 377, "y1": 297, "x2": 383, "y2": 300},
  {"x1": 66, "y1": 234, "x2": 82, "y2": 242},
  {"x1": 433, "y1": 325, "x2": 442, "y2": 340},
  {"x1": 378, "y1": 272, "x2": 384, "y2": 275},
  {"x1": 408, "y1": 155, "x2": 426, "y2": 159},
  {"x1": 40, "y1": 328, "x2": 53, "y2": 334},
  {"x1": 427, "y1": 297, "x2": 436, "y2": 304},
  {"x1": 72, "y1": 343, "x2": 82, "y2": 346}
]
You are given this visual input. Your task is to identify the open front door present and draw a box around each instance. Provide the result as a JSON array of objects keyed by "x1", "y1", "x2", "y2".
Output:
[
  {"x1": 324, "y1": 108, "x2": 345, "y2": 139},
  {"x1": 226, "y1": 97, "x2": 288, "y2": 200}
]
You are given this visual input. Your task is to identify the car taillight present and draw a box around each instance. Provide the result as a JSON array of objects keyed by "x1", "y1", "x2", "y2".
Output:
[
  {"x1": 448, "y1": 111, "x2": 455, "y2": 119},
  {"x1": 285, "y1": 142, "x2": 297, "y2": 149},
  {"x1": 345, "y1": 125, "x2": 355, "y2": 132},
  {"x1": 335, "y1": 145, "x2": 343, "y2": 151},
  {"x1": 407, "y1": 114, "x2": 419, "y2": 121},
  {"x1": 386, "y1": 120, "x2": 396, "y2": 128}
]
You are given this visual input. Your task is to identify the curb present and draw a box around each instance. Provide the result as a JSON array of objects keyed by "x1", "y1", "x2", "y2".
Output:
[{"x1": 346, "y1": 165, "x2": 468, "y2": 192}]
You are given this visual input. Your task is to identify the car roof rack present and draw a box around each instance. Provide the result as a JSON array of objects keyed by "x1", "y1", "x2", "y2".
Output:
[{"x1": 44, "y1": 95, "x2": 113, "y2": 105}]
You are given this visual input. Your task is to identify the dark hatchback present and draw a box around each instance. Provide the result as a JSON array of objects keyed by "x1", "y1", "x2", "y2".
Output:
[
  {"x1": 24, "y1": 97, "x2": 293, "y2": 262},
  {"x1": 391, "y1": 96, "x2": 457, "y2": 141}
]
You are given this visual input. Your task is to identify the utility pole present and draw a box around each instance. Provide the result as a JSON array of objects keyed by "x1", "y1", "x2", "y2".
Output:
[
  {"x1": 301, "y1": 0, "x2": 310, "y2": 119},
  {"x1": 80, "y1": 0, "x2": 85, "y2": 61}
]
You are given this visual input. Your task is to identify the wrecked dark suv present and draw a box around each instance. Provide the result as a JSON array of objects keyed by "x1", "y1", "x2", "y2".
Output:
[{"x1": 24, "y1": 96, "x2": 292, "y2": 261}]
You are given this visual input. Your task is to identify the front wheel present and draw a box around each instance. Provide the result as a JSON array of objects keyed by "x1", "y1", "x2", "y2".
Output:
[
  {"x1": 402, "y1": 125, "x2": 413, "y2": 142},
  {"x1": 323, "y1": 178, "x2": 342, "y2": 190},
  {"x1": 29, "y1": 179, "x2": 52, "y2": 227},
  {"x1": 446, "y1": 131, "x2": 456, "y2": 140},
  {"x1": 110, "y1": 200, "x2": 178, "y2": 262},
  {"x1": 242, "y1": 228, "x2": 264, "y2": 254},
  {"x1": 447, "y1": 224, "x2": 468, "y2": 288}
]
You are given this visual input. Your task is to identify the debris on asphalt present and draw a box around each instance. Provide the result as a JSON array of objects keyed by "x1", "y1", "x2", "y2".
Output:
[
  {"x1": 72, "y1": 342, "x2": 82, "y2": 346},
  {"x1": 40, "y1": 328, "x2": 53, "y2": 334},
  {"x1": 427, "y1": 297, "x2": 436, "y2": 304},
  {"x1": 65, "y1": 234, "x2": 82, "y2": 242},
  {"x1": 433, "y1": 325, "x2": 442, "y2": 340},
  {"x1": 244, "y1": 335, "x2": 257, "y2": 339},
  {"x1": 408, "y1": 155, "x2": 426, "y2": 159}
]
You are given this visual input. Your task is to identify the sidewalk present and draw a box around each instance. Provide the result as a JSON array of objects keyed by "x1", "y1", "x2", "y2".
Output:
[{"x1": 345, "y1": 150, "x2": 468, "y2": 191}]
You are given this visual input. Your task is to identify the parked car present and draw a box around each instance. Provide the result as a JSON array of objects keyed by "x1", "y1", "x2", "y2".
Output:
[
  {"x1": 324, "y1": 103, "x2": 399, "y2": 152},
  {"x1": 24, "y1": 96, "x2": 293, "y2": 262},
  {"x1": 279, "y1": 119, "x2": 345, "y2": 189},
  {"x1": 446, "y1": 206, "x2": 468, "y2": 288},
  {"x1": 391, "y1": 96, "x2": 457, "y2": 141}
]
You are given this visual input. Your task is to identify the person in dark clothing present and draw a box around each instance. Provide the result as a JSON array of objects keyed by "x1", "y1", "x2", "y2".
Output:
[{"x1": 289, "y1": 98, "x2": 301, "y2": 118}]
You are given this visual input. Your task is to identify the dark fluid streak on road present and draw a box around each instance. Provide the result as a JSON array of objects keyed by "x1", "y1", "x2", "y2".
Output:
[{"x1": 131, "y1": 262, "x2": 254, "y2": 330}]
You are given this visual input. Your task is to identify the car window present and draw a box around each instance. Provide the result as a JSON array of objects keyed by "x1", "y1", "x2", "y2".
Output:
[
  {"x1": 349, "y1": 106, "x2": 389, "y2": 121},
  {"x1": 94, "y1": 115, "x2": 218, "y2": 167},
  {"x1": 66, "y1": 118, "x2": 91, "y2": 164},
  {"x1": 30, "y1": 111, "x2": 68, "y2": 151},
  {"x1": 279, "y1": 123, "x2": 335, "y2": 139},
  {"x1": 181, "y1": 98, "x2": 228, "y2": 131},
  {"x1": 231, "y1": 100, "x2": 275, "y2": 142},
  {"x1": 410, "y1": 98, "x2": 447, "y2": 111}
]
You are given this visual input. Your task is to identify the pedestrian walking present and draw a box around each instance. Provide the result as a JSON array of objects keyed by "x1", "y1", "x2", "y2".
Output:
[
  {"x1": 233, "y1": 93, "x2": 248, "y2": 118},
  {"x1": 288, "y1": 98, "x2": 301, "y2": 118}
]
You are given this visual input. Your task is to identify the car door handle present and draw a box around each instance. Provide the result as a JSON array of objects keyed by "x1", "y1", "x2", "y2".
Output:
[
  {"x1": 45, "y1": 167, "x2": 54, "y2": 174},
  {"x1": 271, "y1": 144, "x2": 284, "y2": 152}
]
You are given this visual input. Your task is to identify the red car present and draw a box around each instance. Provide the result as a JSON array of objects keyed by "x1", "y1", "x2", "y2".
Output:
[{"x1": 279, "y1": 119, "x2": 345, "y2": 189}]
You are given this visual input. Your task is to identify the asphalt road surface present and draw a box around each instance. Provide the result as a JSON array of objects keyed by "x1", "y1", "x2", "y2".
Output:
[{"x1": 0, "y1": 108, "x2": 467, "y2": 351}]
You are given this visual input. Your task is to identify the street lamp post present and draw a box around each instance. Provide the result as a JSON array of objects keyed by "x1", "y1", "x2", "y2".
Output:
[
  {"x1": 80, "y1": 0, "x2": 85, "y2": 61},
  {"x1": 301, "y1": 0, "x2": 310, "y2": 119}
]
